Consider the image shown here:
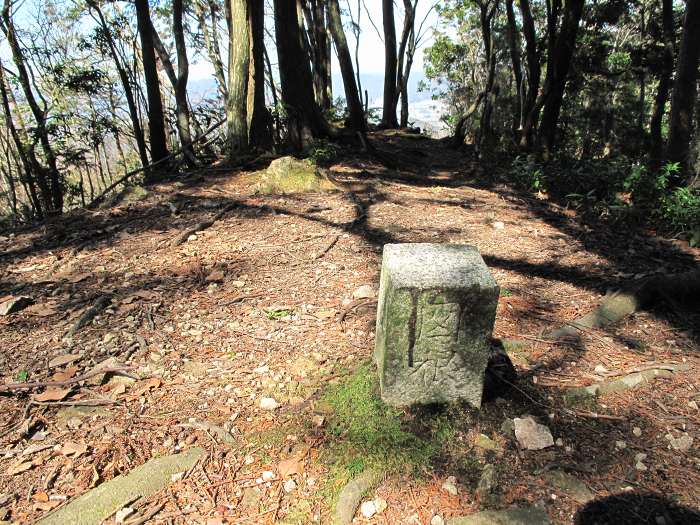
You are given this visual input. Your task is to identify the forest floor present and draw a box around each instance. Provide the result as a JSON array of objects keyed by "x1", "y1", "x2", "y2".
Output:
[{"x1": 1, "y1": 131, "x2": 699, "y2": 525}]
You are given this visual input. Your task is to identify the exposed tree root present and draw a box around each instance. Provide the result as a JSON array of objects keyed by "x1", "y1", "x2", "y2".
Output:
[
  {"x1": 171, "y1": 202, "x2": 238, "y2": 247},
  {"x1": 550, "y1": 269, "x2": 700, "y2": 339}
]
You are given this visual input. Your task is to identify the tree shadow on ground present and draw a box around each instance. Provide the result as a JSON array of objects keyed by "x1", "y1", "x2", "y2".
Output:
[{"x1": 574, "y1": 492, "x2": 700, "y2": 524}]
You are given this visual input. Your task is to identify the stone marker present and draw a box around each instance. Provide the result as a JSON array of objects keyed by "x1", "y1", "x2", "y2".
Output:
[{"x1": 374, "y1": 244, "x2": 499, "y2": 407}]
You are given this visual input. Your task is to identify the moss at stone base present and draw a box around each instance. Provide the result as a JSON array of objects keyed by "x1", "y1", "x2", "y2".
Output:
[{"x1": 254, "y1": 156, "x2": 338, "y2": 195}]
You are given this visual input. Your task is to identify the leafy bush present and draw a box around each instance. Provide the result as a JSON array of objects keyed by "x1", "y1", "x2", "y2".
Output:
[{"x1": 306, "y1": 139, "x2": 341, "y2": 166}]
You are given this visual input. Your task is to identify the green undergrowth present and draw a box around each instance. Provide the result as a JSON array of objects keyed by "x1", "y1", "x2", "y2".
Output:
[{"x1": 318, "y1": 362, "x2": 455, "y2": 490}]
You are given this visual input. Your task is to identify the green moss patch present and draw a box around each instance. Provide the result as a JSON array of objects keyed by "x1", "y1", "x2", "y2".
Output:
[{"x1": 254, "y1": 156, "x2": 337, "y2": 195}]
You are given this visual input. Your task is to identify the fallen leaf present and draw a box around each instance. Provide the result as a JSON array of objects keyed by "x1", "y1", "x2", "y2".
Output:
[
  {"x1": 111, "y1": 383, "x2": 127, "y2": 396},
  {"x1": 278, "y1": 454, "x2": 305, "y2": 478},
  {"x1": 48, "y1": 354, "x2": 81, "y2": 368},
  {"x1": 68, "y1": 273, "x2": 90, "y2": 283},
  {"x1": 34, "y1": 500, "x2": 60, "y2": 512},
  {"x1": 314, "y1": 308, "x2": 336, "y2": 319},
  {"x1": 206, "y1": 270, "x2": 225, "y2": 282},
  {"x1": 35, "y1": 388, "x2": 71, "y2": 402},
  {"x1": 59, "y1": 442, "x2": 88, "y2": 457},
  {"x1": 142, "y1": 377, "x2": 162, "y2": 390},
  {"x1": 25, "y1": 303, "x2": 58, "y2": 317},
  {"x1": 52, "y1": 366, "x2": 79, "y2": 382},
  {"x1": 7, "y1": 461, "x2": 33, "y2": 475},
  {"x1": 33, "y1": 491, "x2": 49, "y2": 502}
]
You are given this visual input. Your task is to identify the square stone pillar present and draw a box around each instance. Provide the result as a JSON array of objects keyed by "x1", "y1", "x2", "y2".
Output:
[{"x1": 374, "y1": 244, "x2": 499, "y2": 408}]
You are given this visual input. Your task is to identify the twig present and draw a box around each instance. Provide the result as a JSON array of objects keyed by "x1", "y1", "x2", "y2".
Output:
[
  {"x1": 68, "y1": 295, "x2": 112, "y2": 336},
  {"x1": 0, "y1": 366, "x2": 134, "y2": 393},
  {"x1": 313, "y1": 234, "x2": 340, "y2": 259},
  {"x1": 219, "y1": 293, "x2": 265, "y2": 306},
  {"x1": 124, "y1": 502, "x2": 165, "y2": 525},
  {"x1": 29, "y1": 398, "x2": 118, "y2": 407},
  {"x1": 171, "y1": 202, "x2": 238, "y2": 247}
]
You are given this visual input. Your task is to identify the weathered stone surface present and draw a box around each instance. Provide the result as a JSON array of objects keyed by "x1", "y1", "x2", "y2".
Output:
[
  {"x1": 543, "y1": 470, "x2": 594, "y2": 503},
  {"x1": 255, "y1": 157, "x2": 337, "y2": 194},
  {"x1": 514, "y1": 417, "x2": 554, "y2": 450},
  {"x1": 374, "y1": 244, "x2": 499, "y2": 407},
  {"x1": 448, "y1": 507, "x2": 552, "y2": 525},
  {"x1": 0, "y1": 296, "x2": 33, "y2": 316},
  {"x1": 37, "y1": 448, "x2": 204, "y2": 525},
  {"x1": 334, "y1": 470, "x2": 380, "y2": 525}
]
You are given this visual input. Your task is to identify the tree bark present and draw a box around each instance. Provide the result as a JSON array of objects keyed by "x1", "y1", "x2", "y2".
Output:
[
  {"x1": 327, "y1": 0, "x2": 365, "y2": 131},
  {"x1": 247, "y1": 0, "x2": 273, "y2": 149},
  {"x1": 536, "y1": 0, "x2": 585, "y2": 158},
  {"x1": 666, "y1": 0, "x2": 700, "y2": 177},
  {"x1": 195, "y1": 0, "x2": 228, "y2": 103},
  {"x1": 649, "y1": 0, "x2": 674, "y2": 171},
  {"x1": 518, "y1": 0, "x2": 541, "y2": 148},
  {"x1": 381, "y1": 0, "x2": 399, "y2": 128},
  {"x1": 173, "y1": 0, "x2": 196, "y2": 166},
  {"x1": 505, "y1": 0, "x2": 523, "y2": 135},
  {"x1": 228, "y1": 0, "x2": 250, "y2": 153},
  {"x1": 134, "y1": 0, "x2": 170, "y2": 177},
  {"x1": 273, "y1": 0, "x2": 327, "y2": 149}
]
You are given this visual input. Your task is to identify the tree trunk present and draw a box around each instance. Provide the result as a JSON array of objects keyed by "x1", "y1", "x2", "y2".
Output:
[
  {"x1": 134, "y1": 0, "x2": 170, "y2": 176},
  {"x1": 327, "y1": 0, "x2": 365, "y2": 131},
  {"x1": 195, "y1": 0, "x2": 228, "y2": 103},
  {"x1": 1, "y1": 0, "x2": 62, "y2": 213},
  {"x1": 666, "y1": 0, "x2": 700, "y2": 178},
  {"x1": 273, "y1": 0, "x2": 327, "y2": 150},
  {"x1": 505, "y1": 0, "x2": 523, "y2": 135},
  {"x1": 536, "y1": 0, "x2": 585, "y2": 158},
  {"x1": 89, "y1": 2, "x2": 150, "y2": 171},
  {"x1": 518, "y1": 0, "x2": 541, "y2": 148},
  {"x1": 247, "y1": 0, "x2": 273, "y2": 149},
  {"x1": 173, "y1": 0, "x2": 197, "y2": 166},
  {"x1": 228, "y1": 0, "x2": 250, "y2": 154},
  {"x1": 381, "y1": 0, "x2": 399, "y2": 128},
  {"x1": 649, "y1": 0, "x2": 674, "y2": 171},
  {"x1": 302, "y1": 0, "x2": 332, "y2": 111}
]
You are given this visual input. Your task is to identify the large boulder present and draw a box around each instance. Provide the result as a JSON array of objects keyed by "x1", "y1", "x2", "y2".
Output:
[{"x1": 256, "y1": 156, "x2": 337, "y2": 194}]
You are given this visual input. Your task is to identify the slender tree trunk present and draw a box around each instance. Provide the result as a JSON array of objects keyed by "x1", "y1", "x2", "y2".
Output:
[
  {"x1": 228, "y1": 0, "x2": 250, "y2": 153},
  {"x1": 381, "y1": 0, "x2": 399, "y2": 128},
  {"x1": 505, "y1": 0, "x2": 523, "y2": 135},
  {"x1": 248, "y1": 0, "x2": 273, "y2": 149},
  {"x1": 173, "y1": 0, "x2": 197, "y2": 166},
  {"x1": 1, "y1": 0, "x2": 62, "y2": 213},
  {"x1": 273, "y1": 0, "x2": 327, "y2": 149},
  {"x1": 195, "y1": 0, "x2": 228, "y2": 103},
  {"x1": 327, "y1": 0, "x2": 365, "y2": 131},
  {"x1": 134, "y1": 0, "x2": 170, "y2": 176},
  {"x1": 536, "y1": 0, "x2": 585, "y2": 158},
  {"x1": 302, "y1": 0, "x2": 332, "y2": 111},
  {"x1": 666, "y1": 0, "x2": 700, "y2": 178},
  {"x1": 518, "y1": 0, "x2": 541, "y2": 148},
  {"x1": 650, "y1": 0, "x2": 674, "y2": 171},
  {"x1": 89, "y1": 2, "x2": 150, "y2": 171}
]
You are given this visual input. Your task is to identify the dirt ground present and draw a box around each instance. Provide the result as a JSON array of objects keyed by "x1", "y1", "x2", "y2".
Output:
[{"x1": 1, "y1": 131, "x2": 699, "y2": 524}]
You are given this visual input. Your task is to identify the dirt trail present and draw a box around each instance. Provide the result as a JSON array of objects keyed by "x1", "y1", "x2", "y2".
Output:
[{"x1": 1, "y1": 131, "x2": 699, "y2": 524}]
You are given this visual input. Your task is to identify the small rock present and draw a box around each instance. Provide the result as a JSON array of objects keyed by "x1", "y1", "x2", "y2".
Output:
[
  {"x1": 474, "y1": 433, "x2": 500, "y2": 451},
  {"x1": 635, "y1": 452, "x2": 648, "y2": 471},
  {"x1": 115, "y1": 507, "x2": 134, "y2": 523},
  {"x1": 594, "y1": 364, "x2": 608, "y2": 375},
  {"x1": 633, "y1": 427, "x2": 642, "y2": 437},
  {"x1": 231, "y1": 280, "x2": 246, "y2": 288},
  {"x1": 431, "y1": 516, "x2": 445, "y2": 525},
  {"x1": 555, "y1": 438, "x2": 564, "y2": 447},
  {"x1": 253, "y1": 365, "x2": 270, "y2": 374},
  {"x1": 352, "y1": 285, "x2": 376, "y2": 299},
  {"x1": 374, "y1": 497, "x2": 387, "y2": 514},
  {"x1": 689, "y1": 401, "x2": 699, "y2": 411},
  {"x1": 514, "y1": 417, "x2": 554, "y2": 450},
  {"x1": 262, "y1": 470, "x2": 275, "y2": 482},
  {"x1": 442, "y1": 475, "x2": 458, "y2": 496},
  {"x1": 491, "y1": 221, "x2": 505, "y2": 230},
  {"x1": 259, "y1": 397, "x2": 279, "y2": 411},
  {"x1": 206, "y1": 270, "x2": 225, "y2": 282},
  {"x1": 312, "y1": 415, "x2": 325, "y2": 427},
  {"x1": 477, "y1": 464, "x2": 496, "y2": 498},
  {"x1": 283, "y1": 479, "x2": 297, "y2": 493},
  {"x1": 666, "y1": 433, "x2": 693, "y2": 452},
  {"x1": 0, "y1": 296, "x2": 33, "y2": 316},
  {"x1": 615, "y1": 441, "x2": 627, "y2": 450},
  {"x1": 360, "y1": 500, "x2": 376, "y2": 518},
  {"x1": 187, "y1": 234, "x2": 198, "y2": 242}
]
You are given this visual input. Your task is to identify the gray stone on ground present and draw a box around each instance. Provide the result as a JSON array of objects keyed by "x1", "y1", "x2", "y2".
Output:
[
  {"x1": 374, "y1": 244, "x2": 499, "y2": 407},
  {"x1": 0, "y1": 296, "x2": 33, "y2": 316},
  {"x1": 256, "y1": 156, "x2": 337, "y2": 194},
  {"x1": 447, "y1": 507, "x2": 552, "y2": 525},
  {"x1": 514, "y1": 417, "x2": 554, "y2": 450},
  {"x1": 543, "y1": 470, "x2": 594, "y2": 503},
  {"x1": 334, "y1": 470, "x2": 380, "y2": 525},
  {"x1": 36, "y1": 448, "x2": 204, "y2": 525}
]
